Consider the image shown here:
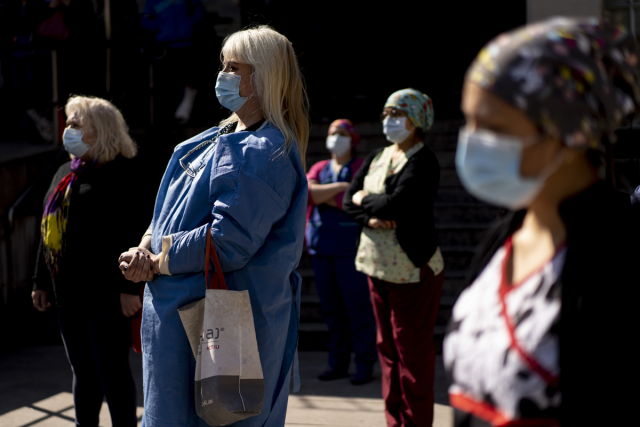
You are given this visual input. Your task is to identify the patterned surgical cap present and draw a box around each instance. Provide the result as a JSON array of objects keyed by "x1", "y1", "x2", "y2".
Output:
[
  {"x1": 467, "y1": 17, "x2": 640, "y2": 151},
  {"x1": 384, "y1": 88, "x2": 434, "y2": 131}
]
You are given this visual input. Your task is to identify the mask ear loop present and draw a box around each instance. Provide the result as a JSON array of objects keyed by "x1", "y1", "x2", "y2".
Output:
[
  {"x1": 524, "y1": 134, "x2": 566, "y2": 181},
  {"x1": 237, "y1": 72, "x2": 256, "y2": 92},
  {"x1": 237, "y1": 72, "x2": 264, "y2": 122}
]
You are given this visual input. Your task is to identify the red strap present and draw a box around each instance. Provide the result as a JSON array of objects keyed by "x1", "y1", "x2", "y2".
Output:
[
  {"x1": 500, "y1": 236, "x2": 559, "y2": 389},
  {"x1": 205, "y1": 226, "x2": 228, "y2": 290},
  {"x1": 450, "y1": 393, "x2": 560, "y2": 427}
]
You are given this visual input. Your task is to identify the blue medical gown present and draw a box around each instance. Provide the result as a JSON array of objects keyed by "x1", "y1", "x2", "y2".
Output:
[{"x1": 141, "y1": 122, "x2": 307, "y2": 427}]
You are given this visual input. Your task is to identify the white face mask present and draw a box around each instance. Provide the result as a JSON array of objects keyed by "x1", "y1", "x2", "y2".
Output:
[
  {"x1": 383, "y1": 116, "x2": 412, "y2": 143},
  {"x1": 63, "y1": 128, "x2": 91, "y2": 157},
  {"x1": 326, "y1": 134, "x2": 352, "y2": 156}
]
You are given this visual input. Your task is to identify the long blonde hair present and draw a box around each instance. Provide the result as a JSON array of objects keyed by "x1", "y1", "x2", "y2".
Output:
[
  {"x1": 65, "y1": 95, "x2": 137, "y2": 163},
  {"x1": 219, "y1": 25, "x2": 310, "y2": 169}
]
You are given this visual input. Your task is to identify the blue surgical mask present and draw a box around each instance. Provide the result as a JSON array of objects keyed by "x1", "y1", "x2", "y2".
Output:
[
  {"x1": 215, "y1": 72, "x2": 249, "y2": 112},
  {"x1": 383, "y1": 116, "x2": 412, "y2": 143},
  {"x1": 63, "y1": 128, "x2": 91, "y2": 157},
  {"x1": 455, "y1": 128, "x2": 560, "y2": 210}
]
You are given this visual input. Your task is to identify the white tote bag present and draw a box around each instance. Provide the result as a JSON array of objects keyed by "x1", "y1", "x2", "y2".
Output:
[{"x1": 178, "y1": 227, "x2": 264, "y2": 426}]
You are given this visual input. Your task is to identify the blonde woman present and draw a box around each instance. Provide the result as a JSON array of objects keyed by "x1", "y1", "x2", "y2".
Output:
[
  {"x1": 32, "y1": 96, "x2": 140, "y2": 427},
  {"x1": 118, "y1": 26, "x2": 309, "y2": 426}
]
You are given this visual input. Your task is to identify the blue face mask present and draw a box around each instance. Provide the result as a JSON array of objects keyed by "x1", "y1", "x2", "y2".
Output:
[
  {"x1": 455, "y1": 128, "x2": 560, "y2": 210},
  {"x1": 63, "y1": 128, "x2": 91, "y2": 157},
  {"x1": 215, "y1": 72, "x2": 249, "y2": 112}
]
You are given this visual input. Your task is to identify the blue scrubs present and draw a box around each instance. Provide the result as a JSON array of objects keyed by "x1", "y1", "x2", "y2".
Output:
[
  {"x1": 305, "y1": 160, "x2": 377, "y2": 376},
  {"x1": 142, "y1": 122, "x2": 306, "y2": 427}
]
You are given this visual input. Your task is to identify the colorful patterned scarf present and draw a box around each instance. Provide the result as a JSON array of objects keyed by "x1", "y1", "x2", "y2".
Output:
[{"x1": 41, "y1": 158, "x2": 95, "y2": 280}]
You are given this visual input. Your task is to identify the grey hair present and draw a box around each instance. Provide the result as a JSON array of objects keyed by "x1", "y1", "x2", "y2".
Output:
[{"x1": 65, "y1": 95, "x2": 137, "y2": 163}]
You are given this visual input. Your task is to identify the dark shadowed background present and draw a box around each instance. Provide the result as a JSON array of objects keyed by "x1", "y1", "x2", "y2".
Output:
[{"x1": 0, "y1": 0, "x2": 528, "y2": 350}]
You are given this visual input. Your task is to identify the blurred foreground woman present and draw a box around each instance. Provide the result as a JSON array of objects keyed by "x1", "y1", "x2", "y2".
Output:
[
  {"x1": 444, "y1": 18, "x2": 640, "y2": 427},
  {"x1": 119, "y1": 26, "x2": 309, "y2": 427},
  {"x1": 32, "y1": 96, "x2": 140, "y2": 427}
]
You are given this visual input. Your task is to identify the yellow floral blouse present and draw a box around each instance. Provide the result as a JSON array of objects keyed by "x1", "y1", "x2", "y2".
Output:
[{"x1": 355, "y1": 142, "x2": 444, "y2": 284}]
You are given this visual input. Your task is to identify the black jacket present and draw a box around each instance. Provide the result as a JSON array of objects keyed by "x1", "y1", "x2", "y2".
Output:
[
  {"x1": 33, "y1": 156, "x2": 144, "y2": 308},
  {"x1": 343, "y1": 144, "x2": 440, "y2": 269},
  {"x1": 459, "y1": 182, "x2": 639, "y2": 427}
]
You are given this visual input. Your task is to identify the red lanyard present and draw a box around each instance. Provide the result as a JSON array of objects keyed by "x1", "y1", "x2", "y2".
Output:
[{"x1": 499, "y1": 236, "x2": 560, "y2": 389}]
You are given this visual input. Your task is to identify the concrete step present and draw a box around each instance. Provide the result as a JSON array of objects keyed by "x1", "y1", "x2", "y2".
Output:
[
  {"x1": 434, "y1": 150, "x2": 456, "y2": 168},
  {"x1": 299, "y1": 323, "x2": 448, "y2": 337},
  {"x1": 300, "y1": 304, "x2": 324, "y2": 323},
  {"x1": 433, "y1": 204, "x2": 500, "y2": 223},
  {"x1": 301, "y1": 276, "x2": 464, "y2": 301},
  {"x1": 443, "y1": 266, "x2": 468, "y2": 295},
  {"x1": 441, "y1": 248, "x2": 474, "y2": 271},
  {"x1": 439, "y1": 168, "x2": 461, "y2": 186},
  {"x1": 297, "y1": 322, "x2": 448, "y2": 348},
  {"x1": 443, "y1": 277, "x2": 467, "y2": 297},
  {"x1": 435, "y1": 187, "x2": 482, "y2": 204},
  {"x1": 436, "y1": 224, "x2": 491, "y2": 246},
  {"x1": 301, "y1": 294, "x2": 321, "y2": 304},
  {"x1": 440, "y1": 294, "x2": 458, "y2": 307},
  {"x1": 296, "y1": 268, "x2": 314, "y2": 279},
  {"x1": 440, "y1": 244, "x2": 476, "y2": 254},
  {"x1": 299, "y1": 322, "x2": 328, "y2": 332},
  {"x1": 300, "y1": 292, "x2": 459, "y2": 307},
  {"x1": 425, "y1": 133, "x2": 459, "y2": 151}
]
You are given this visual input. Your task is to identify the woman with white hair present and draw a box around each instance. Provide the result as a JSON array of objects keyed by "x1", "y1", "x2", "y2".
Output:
[
  {"x1": 119, "y1": 25, "x2": 309, "y2": 426},
  {"x1": 32, "y1": 95, "x2": 140, "y2": 427}
]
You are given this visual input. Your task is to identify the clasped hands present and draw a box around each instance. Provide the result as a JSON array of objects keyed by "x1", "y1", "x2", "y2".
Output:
[
  {"x1": 119, "y1": 247, "x2": 160, "y2": 283},
  {"x1": 352, "y1": 190, "x2": 397, "y2": 229}
]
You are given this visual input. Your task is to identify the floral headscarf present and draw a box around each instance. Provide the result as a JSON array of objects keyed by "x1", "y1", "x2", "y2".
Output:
[
  {"x1": 329, "y1": 118, "x2": 361, "y2": 147},
  {"x1": 467, "y1": 17, "x2": 640, "y2": 151},
  {"x1": 384, "y1": 88, "x2": 434, "y2": 130}
]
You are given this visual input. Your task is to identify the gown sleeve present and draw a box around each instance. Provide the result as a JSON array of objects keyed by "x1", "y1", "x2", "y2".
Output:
[{"x1": 159, "y1": 167, "x2": 291, "y2": 276}]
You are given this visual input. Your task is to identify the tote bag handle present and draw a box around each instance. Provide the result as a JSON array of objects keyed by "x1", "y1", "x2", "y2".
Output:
[{"x1": 205, "y1": 225, "x2": 228, "y2": 290}]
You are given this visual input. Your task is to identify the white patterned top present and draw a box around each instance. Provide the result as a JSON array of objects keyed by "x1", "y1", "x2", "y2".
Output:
[
  {"x1": 355, "y1": 142, "x2": 443, "y2": 283},
  {"x1": 443, "y1": 237, "x2": 565, "y2": 426}
]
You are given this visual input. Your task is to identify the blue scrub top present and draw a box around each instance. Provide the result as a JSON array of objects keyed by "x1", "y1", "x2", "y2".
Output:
[
  {"x1": 305, "y1": 159, "x2": 360, "y2": 257},
  {"x1": 142, "y1": 121, "x2": 306, "y2": 427}
]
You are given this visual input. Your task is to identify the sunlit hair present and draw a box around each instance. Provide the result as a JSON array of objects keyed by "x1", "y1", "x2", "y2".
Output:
[
  {"x1": 65, "y1": 95, "x2": 137, "y2": 163},
  {"x1": 219, "y1": 25, "x2": 310, "y2": 168}
]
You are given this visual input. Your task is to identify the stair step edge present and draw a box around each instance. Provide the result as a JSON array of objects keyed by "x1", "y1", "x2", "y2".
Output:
[
  {"x1": 436, "y1": 222, "x2": 493, "y2": 229},
  {"x1": 300, "y1": 293, "x2": 460, "y2": 306},
  {"x1": 298, "y1": 323, "x2": 329, "y2": 332},
  {"x1": 440, "y1": 245, "x2": 477, "y2": 253}
]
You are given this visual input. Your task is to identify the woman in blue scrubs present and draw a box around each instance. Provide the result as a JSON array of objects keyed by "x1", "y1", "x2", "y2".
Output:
[
  {"x1": 119, "y1": 25, "x2": 309, "y2": 427},
  {"x1": 306, "y1": 120, "x2": 377, "y2": 385}
]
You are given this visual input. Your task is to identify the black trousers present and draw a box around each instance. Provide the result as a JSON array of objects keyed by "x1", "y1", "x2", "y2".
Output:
[{"x1": 58, "y1": 305, "x2": 137, "y2": 427}]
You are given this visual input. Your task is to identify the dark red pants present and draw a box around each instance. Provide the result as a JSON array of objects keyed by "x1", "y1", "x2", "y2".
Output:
[{"x1": 368, "y1": 266, "x2": 444, "y2": 427}]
